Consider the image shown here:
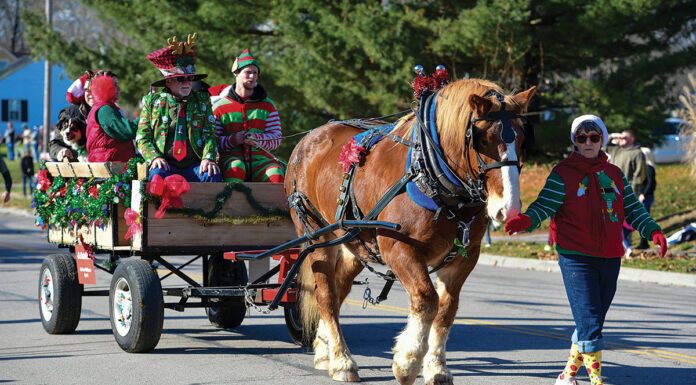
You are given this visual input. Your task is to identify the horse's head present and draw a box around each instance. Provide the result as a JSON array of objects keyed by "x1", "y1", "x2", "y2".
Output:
[{"x1": 435, "y1": 79, "x2": 535, "y2": 223}]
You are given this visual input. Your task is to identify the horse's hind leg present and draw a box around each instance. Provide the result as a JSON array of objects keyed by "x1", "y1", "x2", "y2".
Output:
[
  {"x1": 388, "y1": 245, "x2": 440, "y2": 385},
  {"x1": 422, "y1": 254, "x2": 479, "y2": 385},
  {"x1": 310, "y1": 246, "x2": 361, "y2": 382}
]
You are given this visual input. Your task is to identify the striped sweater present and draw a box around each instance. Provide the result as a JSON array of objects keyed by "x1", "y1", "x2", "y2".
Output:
[
  {"x1": 210, "y1": 84, "x2": 281, "y2": 153},
  {"x1": 525, "y1": 164, "x2": 660, "y2": 258}
]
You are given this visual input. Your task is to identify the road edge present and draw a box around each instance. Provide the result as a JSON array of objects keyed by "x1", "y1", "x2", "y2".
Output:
[{"x1": 480, "y1": 253, "x2": 696, "y2": 288}]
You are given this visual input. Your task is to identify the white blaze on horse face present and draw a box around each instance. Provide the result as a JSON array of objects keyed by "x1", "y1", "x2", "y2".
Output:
[{"x1": 488, "y1": 142, "x2": 521, "y2": 222}]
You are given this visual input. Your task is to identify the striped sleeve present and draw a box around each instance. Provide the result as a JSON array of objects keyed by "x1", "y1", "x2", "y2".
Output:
[
  {"x1": 249, "y1": 109, "x2": 281, "y2": 150},
  {"x1": 524, "y1": 171, "x2": 566, "y2": 231},
  {"x1": 622, "y1": 174, "x2": 661, "y2": 238}
]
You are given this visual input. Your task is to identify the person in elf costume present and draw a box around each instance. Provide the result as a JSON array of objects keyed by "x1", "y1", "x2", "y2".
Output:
[
  {"x1": 505, "y1": 115, "x2": 668, "y2": 385},
  {"x1": 137, "y1": 33, "x2": 221, "y2": 182},
  {"x1": 86, "y1": 72, "x2": 136, "y2": 162},
  {"x1": 208, "y1": 49, "x2": 284, "y2": 183}
]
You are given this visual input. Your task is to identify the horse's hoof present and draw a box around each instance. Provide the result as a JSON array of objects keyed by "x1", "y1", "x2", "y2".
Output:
[
  {"x1": 425, "y1": 376, "x2": 453, "y2": 385},
  {"x1": 315, "y1": 359, "x2": 330, "y2": 371},
  {"x1": 331, "y1": 370, "x2": 361, "y2": 382}
]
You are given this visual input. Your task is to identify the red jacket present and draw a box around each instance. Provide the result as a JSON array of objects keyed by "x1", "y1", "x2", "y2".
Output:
[
  {"x1": 86, "y1": 103, "x2": 135, "y2": 162},
  {"x1": 550, "y1": 160, "x2": 626, "y2": 258}
]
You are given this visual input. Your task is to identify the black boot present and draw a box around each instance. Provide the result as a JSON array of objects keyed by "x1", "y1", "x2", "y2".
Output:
[{"x1": 636, "y1": 237, "x2": 649, "y2": 250}]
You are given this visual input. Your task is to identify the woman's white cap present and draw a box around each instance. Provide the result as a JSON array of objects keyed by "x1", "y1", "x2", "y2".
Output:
[{"x1": 571, "y1": 115, "x2": 609, "y2": 146}]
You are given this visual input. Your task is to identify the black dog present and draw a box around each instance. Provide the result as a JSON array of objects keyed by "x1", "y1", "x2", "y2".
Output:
[{"x1": 54, "y1": 105, "x2": 88, "y2": 162}]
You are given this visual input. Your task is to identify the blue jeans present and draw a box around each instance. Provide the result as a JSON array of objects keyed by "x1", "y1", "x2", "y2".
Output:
[
  {"x1": 148, "y1": 163, "x2": 222, "y2": 183},
  {"x1": 6, "y1": 142, "x2": 14, "y2": 161},
  {"x1": 558, "y1": 252, "x2": 621, "y2": 353},
  {"x1": 22, "y1": 174, "x2": 35, "y2": 196}
]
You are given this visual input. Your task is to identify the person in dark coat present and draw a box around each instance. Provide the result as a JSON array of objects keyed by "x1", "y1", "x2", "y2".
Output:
[{"x1": 20, "y1": 150, "x2": 35, "y2": 196}]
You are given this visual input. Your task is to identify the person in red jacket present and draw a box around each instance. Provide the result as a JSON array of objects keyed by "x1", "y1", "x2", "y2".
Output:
[
  {"x1": 86, "y1": 72, "x2": 136, "y2": 162},
  {"x1": 505, "y1": 114, "x2": 667, "y2": 385}
]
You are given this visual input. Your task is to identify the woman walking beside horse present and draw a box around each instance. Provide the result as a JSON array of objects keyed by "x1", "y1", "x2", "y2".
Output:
[
  {"x1": 505, "y1": 115, "x2": 668, "y2": 385},
  {"x1": 286, "y1": 75, "x2": 535, "y2": 384}
]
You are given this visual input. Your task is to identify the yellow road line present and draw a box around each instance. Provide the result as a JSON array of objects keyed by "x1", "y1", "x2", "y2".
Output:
[{"x1": 343, "y1": 299, "x2": 696, "y2": 365}]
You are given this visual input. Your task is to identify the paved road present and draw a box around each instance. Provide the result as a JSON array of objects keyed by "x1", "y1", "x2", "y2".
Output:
[{"x1": 1, "y1": 212, "x2": 695, "y2": 384}]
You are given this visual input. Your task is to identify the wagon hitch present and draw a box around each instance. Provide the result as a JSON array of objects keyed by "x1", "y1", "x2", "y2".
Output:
[{"x1": 234, "y1": 220, "x2": 401, "y2": 311}]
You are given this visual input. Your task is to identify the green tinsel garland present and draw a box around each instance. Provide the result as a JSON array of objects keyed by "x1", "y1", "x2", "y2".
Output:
[
  {"x1": 33, "y1": 156, "x2": 290, "y2": 231},
  {"x1": 33, "y1": 158, "x2": 144, "y2": 230}
]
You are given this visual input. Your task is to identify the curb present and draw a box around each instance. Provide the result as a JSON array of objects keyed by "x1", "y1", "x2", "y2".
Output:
[{"x1": 479, "y1": 253, "x2": 696, "y2": 288}]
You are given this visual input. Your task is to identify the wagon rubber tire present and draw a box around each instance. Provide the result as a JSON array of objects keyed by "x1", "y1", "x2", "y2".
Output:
[
  {"x1": 205, "y1": 254, "x2": 247, "y2": 329},
  {"x1": 39, "y1": 254, "x2": 82, "y2": 334},
  {"x1": 284, "y1": 298, "x2": 316, "y2": 348},
  {"x1": 109, "y1": 259, "x2": 163, "y2": 353}
]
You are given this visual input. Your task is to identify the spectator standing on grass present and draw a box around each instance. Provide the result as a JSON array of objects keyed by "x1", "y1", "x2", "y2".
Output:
[
  {"x1": 20, "y1": 150, "x2": 35, "y2": 197},
  {"x1": 606, "y1": 129, "x2": 646, "y2": 254},
  {"x1": 0, "y1": 151, "x2": 11, "y2": 203},
  {"x1": 21, "y1": 124, "x2": 32, "y2": 155},
  {"x1": 4, "y1": 122, "x2": 15, "y2": 161},
  {"x1": 505, "y1": 115, "x2": 668, "y2": 385},
  {"x1": 636, "y1": 147, "x2": 657, "y2": 249},
  {"x1": 31, "y1": 126, "x2": 40, "y2": 160}
]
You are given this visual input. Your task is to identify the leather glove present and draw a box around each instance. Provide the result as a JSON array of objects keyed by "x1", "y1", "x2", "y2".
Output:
[
  {"x1": 651, "y1": 230, "x2": 667, "y2": 258},
  {"x1": 504, "y1": 213, "x2": 531, "y2": 235}
]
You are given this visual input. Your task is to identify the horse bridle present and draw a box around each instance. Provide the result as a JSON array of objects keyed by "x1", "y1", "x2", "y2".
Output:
[
  {"x1": 413, "y1": 89, "x2": 526, "y2": 210},
  {"x1": 467, "y1": 90, "x2": 525, "y2": 177}
]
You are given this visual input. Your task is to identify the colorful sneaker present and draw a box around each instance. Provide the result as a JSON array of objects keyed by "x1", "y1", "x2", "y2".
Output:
[{"x1": 554, "y1": 375, "x2": 579, "y2": 385}]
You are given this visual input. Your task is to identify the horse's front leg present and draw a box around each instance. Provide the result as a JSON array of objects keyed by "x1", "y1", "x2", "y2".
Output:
[
  {"x1": 388, "y1": 245, "x2": 440, "y2": 385},
  {"x1": 311, "y1": 247, "x2": 360, "y2": 382},
  {"x1": 421, "y1": 251, "x2": 479, "y2": 385}
]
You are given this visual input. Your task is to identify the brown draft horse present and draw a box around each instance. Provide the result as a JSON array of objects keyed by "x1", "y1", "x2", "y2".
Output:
[{"x1": 285, "y1": 78, "x2": 535, "y2": 385}]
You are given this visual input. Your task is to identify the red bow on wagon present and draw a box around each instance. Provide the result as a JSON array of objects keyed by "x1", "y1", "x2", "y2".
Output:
[{"x1": 148, "y1": 174, "x2": 190, "y2": 219}]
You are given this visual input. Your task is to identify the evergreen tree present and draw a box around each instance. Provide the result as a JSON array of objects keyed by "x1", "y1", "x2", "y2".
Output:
[{"x1": 23, "y1": 0, "x2": 696, "y2": 157}]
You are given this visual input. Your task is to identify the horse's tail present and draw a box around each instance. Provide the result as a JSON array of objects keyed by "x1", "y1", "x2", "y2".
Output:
[{"x1": 297, "y1": 254, "x2": 319, "y2": 344}]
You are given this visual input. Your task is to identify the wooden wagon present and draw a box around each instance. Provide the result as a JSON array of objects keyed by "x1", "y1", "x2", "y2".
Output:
[{"x1": 37, "y1": 161, "x2": 308, "y2": 352}]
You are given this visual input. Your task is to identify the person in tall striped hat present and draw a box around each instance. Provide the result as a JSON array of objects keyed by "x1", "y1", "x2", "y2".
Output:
[
  {"x1": 136, "y1": 33, "x2": 221, "y2": 182},
  {"x1": 208, "y1": 48, "x2": 284, "y2": 183}
]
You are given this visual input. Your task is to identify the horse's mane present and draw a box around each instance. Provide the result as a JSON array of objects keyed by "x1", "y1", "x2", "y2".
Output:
[{"x1": 392, "y1": 78, "x2": 522, "y2": 152}]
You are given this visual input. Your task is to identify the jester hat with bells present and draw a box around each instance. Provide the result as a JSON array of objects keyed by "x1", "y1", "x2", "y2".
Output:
[{"x1": 147, "y1": 33, "x2": 207, "y2": 87}]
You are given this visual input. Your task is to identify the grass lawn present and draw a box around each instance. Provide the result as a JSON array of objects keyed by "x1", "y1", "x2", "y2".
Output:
[
  {"x1": 0, "y1": 145, "x2": 36, "y2": 212},
  {"x1": 492, "y1": 161, "x2": 696, "y2": 274}
]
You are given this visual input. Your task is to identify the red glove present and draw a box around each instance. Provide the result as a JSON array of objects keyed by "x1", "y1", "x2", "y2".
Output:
[
  {"x1": 651, "y1": 230, "x2": 667, "y2": 258},
  {"x1": 504, "y1": 213, "x2": 532, "y2": 235}
]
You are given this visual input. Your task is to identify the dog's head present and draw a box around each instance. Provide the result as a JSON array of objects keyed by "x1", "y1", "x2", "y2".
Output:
[{"x1": 57, "y1": 109, "x2": 87, "y2": 147}]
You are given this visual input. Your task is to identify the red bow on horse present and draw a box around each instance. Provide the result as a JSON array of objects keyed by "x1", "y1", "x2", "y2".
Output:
[{"x1": 149, "y1": 174, "x2": 190, "y2": 218}]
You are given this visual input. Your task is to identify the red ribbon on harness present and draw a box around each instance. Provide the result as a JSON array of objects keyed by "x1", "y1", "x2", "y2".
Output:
[
  {"x1": 338, "y1": 138, "x2": 366, "y2": 173},
  {"x1": 149, "y1": 174, "x2": 190, "y2": 218},
  {"x1": 123, "y1": 208, "x2": 142, "y2": 239}
]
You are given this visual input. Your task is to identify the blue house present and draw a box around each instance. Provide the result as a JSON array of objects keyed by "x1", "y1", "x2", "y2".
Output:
[{"x1": 0, "y1": 56, "x2": 74, "y2": 135}]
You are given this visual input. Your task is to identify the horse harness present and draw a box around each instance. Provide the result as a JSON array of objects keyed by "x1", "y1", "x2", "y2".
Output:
[{"x1": 288, "y1": 90, "x2": 526, "y2": 303}]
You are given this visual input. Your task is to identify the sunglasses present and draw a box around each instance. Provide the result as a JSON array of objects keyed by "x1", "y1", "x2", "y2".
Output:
[
  {"x1": 174, "y1": 76, "x2": 194, "y2": 83},
  {"x1": 575, "y1": 134, "x2": 602, "y2": 144}
]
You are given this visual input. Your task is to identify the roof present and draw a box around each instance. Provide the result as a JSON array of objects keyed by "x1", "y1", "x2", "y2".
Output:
[{"x1": 0, "y1": 56, "x2": 33, "y2": 82}]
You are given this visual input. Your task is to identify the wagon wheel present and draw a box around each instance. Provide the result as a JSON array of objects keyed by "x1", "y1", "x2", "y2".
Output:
[
  {"x1": 39, "y1": 254, "x2": 82, "y2": 334},
  {"x1": 284, "y1": 293, "x2": 316, "y2": 348},
  {"x1": 206, "y1": 254, "x2": 248, "y2": 329},
  {"x1": 109, "y1": 258, "x2": 163, "y2": 353}
]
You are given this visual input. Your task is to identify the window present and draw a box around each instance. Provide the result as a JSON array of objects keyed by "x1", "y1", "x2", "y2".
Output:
[{"x1": 1, "y1": 99, "x2": 28, "y2": 122}]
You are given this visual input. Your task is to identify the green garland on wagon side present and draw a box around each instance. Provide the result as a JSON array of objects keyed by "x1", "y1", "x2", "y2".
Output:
[
  {"x1": 142, "y1": 180, "x2": 291, "y2": 224},
  {"x1": 32, "y1": 158, "x2": 143, "y2": 230}
]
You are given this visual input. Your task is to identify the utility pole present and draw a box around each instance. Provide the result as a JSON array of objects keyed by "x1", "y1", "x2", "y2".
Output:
[{"x1": 42, "y1": 0, "x2": 52, "y2": 159}]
